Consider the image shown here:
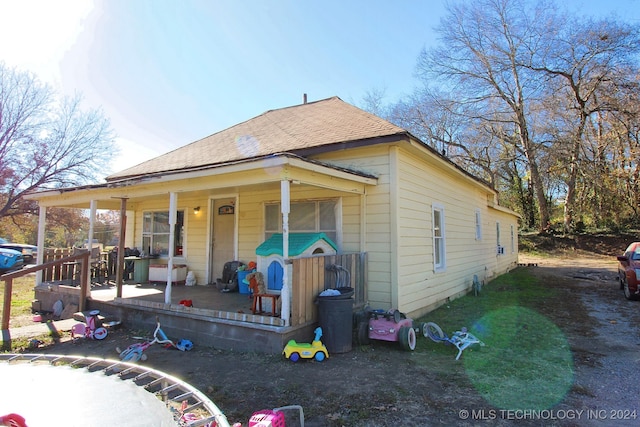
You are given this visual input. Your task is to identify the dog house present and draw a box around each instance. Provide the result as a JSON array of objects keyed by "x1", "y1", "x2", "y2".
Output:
[{"x1": 255, "y1": 232, "x2": 338, "y2": 291}]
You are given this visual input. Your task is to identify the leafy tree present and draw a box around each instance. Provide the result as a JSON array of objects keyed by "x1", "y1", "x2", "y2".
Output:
[{"x1": 0, "y1": 62, "x2": 117, "y2": 222}]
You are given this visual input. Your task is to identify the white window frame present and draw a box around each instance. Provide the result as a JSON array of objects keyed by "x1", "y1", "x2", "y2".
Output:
[
  {"x1": 142, "y1": 209, "x2": 186, "y2": 258},
  {"x1": 264, "y1": 199, "x2": 340, "y2": 245},
  {"x1": 475, "y1": 209, "x2": 482, "y2": 240},
  {"x1": 432, "y1": 204, "x2": 446, "y2": 272}
]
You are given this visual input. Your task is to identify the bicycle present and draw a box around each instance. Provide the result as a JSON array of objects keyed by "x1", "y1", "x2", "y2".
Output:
[
  {"x1": 424, "y1": 322, "x2": 485, "y2": 360},
  {"x1": 116, "y1": 317, "x2": 176, "y2": 362}
]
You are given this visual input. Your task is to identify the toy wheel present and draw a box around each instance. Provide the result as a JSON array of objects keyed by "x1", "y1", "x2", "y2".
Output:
[
  {"x1": 398, "y1": 326, "x2": 416, "y2": 351},
  {"x1": 289, "y1": 352, "x2": 300, "y2": 362},
  {"x1": 414, "y1": 322, "x2": 428, "y2": 338},
  {"x1": 356, "y1": 320, "x2": 370, "y2": 345},
  {"x1": 141, "y1": 353, "x2": 148, "y2": 361},
  {"x1": 122, "y1": 350, "x2": 141, "y2": 362},
  {"x1": 425, "y1": 322, "x2": 445, "y2": 342},
  {"x1": 387, "y1": 309, "x2": 401, "y2": 323},
  {"x1": 314, "y1": 352, "x2": 325, "y2": 362},
  {"x1": 93, "y1": 327, "x2": 108, "y2": 340}
]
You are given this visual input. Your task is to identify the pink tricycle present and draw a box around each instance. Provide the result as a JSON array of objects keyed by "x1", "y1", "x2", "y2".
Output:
[
  {"x1": 71, "y1": 310, "x2": 108, "y2": 341},
  {"x1": 354, "y1": 307, "x2": 427, "y2": 351}
]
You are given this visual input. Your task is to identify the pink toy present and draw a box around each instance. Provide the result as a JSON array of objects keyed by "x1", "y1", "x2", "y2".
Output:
[
  {"x1": 355, "y1": 308, "x2": 427, "y2": 351},
  {"x1": 71, "y1": 310, "x2": 108, "y2": 340}
]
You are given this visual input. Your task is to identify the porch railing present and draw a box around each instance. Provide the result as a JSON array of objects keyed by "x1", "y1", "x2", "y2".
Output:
[
  {"x1": 290, "y1": 252, "x2": 367, "y2": 327},
  {"x1": 1, "y1": 250, "x2": 91, "y2": 350}
]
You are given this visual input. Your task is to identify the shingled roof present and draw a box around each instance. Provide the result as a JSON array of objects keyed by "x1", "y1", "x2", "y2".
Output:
[{"x1": 107, "y1": 96, "x2": 408, "y2": 181}]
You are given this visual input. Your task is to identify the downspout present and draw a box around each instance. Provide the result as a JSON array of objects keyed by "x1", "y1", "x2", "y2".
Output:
[
  {"x1": 166, "y1": 192, "x2": 177, "y2": 304},
  {"x1": 280, "y1": 180, "x2": 290, "y2": 326},
  {"x1": 36, "y1": 206, "x2": 46, "y2": 284}
]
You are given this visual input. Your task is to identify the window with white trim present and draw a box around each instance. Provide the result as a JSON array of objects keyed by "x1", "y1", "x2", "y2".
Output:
[
  {"x1": 142, "y1": 210, "x2": 185, "y2": 257},
  {"x1": 475, "y1": 209, "x2": 482, "y2": 240},
  {"x1": 265, "y1": 200, "x2": 337, "y2": 243},
  {"x1": 433, "y1": 204, "x2": 446, "y2": 272}
]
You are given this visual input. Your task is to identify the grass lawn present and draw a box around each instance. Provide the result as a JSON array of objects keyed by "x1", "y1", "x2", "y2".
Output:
[
  {"x1": 413, "y1": 268, "x2": 574, "y2": 411},
  {"x1": 0, "y1": 275, "x2": 37, "y2": 328}
]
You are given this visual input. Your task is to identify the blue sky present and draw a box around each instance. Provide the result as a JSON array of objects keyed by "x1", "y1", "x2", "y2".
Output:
[{"x1": 1, "y1": 0, "x2": 639, "y2": 174}]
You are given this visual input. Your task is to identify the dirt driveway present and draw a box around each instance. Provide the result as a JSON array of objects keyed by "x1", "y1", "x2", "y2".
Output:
[{"x1": 16, "y1": 252, "x2": 640, "y2": 426}]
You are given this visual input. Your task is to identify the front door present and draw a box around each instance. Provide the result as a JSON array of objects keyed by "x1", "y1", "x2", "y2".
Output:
[{"x1": 209, "y1": 198, "x2": 236, "y2": 283}]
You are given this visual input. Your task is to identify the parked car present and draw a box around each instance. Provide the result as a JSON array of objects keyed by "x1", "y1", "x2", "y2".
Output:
[
  {"x1": 0, "y1": 243, "x2": 37, "y2": 264},
  {"x1": 617, "y1": 242, "x2": 640, "y2": 300},
  {"x1": 0, "y1": 247, "x2": 24, "y2": 273}
]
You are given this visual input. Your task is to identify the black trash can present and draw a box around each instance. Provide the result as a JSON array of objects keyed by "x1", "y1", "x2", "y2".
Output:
[{"x1": 317, "y1": 287, "x2": 354, "y2": 354}]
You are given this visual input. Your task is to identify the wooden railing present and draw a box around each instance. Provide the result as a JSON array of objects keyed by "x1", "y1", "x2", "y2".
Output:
[
  {"x1": 41, "y1": 248, "x2": 115, "y2": 281},
  {"x1": 290, "y1": 252, "x2": 367, "y2": 326},
  {"x1": 1, "y1": 251, "x2": 90, "y2": 350}
]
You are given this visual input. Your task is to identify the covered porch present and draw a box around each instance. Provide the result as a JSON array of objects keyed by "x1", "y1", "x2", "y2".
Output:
[
  {"x1": 25, "y1": 154, "x2": 374, "y2": 351},
  {"x1": 36, "y1": 252, "x2": 367, "y2": 353}
]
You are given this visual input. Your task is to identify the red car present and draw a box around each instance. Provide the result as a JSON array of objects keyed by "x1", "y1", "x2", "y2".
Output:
[{"x1": 617, "y1": 242, "x2": 640, "y2": 300}]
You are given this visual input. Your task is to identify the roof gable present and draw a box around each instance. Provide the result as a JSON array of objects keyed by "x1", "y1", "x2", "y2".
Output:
[{"x1": 107, "y1": 97, "x2": 407, "y2": 181}]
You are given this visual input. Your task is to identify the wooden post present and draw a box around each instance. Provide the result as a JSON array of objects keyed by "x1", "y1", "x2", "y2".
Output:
[
  {"x1": 78, "y1": 257, "x2": 89, "y2": 312},
  {"x1": 1, "y1": 278, "x2": 13, "y2": 350},
  {"x1": 116, "y1": 198, "x2": 128, "y2": 298}
]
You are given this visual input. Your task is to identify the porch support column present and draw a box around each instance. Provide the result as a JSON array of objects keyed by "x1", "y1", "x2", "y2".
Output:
[
  {"x1": 85, "y1": 199, "x2": 97, "y2": 297},
  {"x1": 36, "y1": 206, "x2": 46, "y2": 283},
  {"x1": 116, "y1": 198, "x2": 128, "y2": 298},
  {"x1": 280, "y1": 180, "x2": 291, "y2": 326},
  {"x1": 165, "y1": 192, "x2": 178, "y2": 304}
]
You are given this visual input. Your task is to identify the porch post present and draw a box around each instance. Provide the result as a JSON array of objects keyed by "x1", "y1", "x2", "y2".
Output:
[
  {"x1": 36, "y1": 206, "x2": 46, "y2": 283},
  {"x1": 116, "y1": 198, "x2": 128, "y2": 298},
  {"x1": 280, "y1": 180, "x2": 291, "y2": 326},
  {"x1": 165, "y1": 192, "x2": 177, "y2": 304},
  {"x1": 85, "y1": 199, "x2": 97, "y2": 297}
]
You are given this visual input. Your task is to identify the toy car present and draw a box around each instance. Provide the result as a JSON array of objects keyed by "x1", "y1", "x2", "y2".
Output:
[
  {"x1": 283, "y1": 327, "x2": 329, "y2": 362},
  {"x1": 354, "y1": 307, "x2": 427, "y2": 351}
]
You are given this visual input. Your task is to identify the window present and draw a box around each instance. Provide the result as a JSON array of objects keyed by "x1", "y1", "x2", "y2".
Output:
[
  {"x1": 433, "y1": 204, "x2": 446, "y2": 272},
  {"x1": 142, "y1": 210, "x2": 184, "y2": 257},
  {"x1": 475, "y1": 209, "x2": 482, "y2": 240},
  {"x1": 265, "y1": 200, "x2": 337, "y2": 243},
  {"x1": 496, "y1": 221, "x2": 503, "y2": 255}
]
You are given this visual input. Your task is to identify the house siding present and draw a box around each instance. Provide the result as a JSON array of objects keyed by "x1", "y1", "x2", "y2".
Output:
[
  {"x1": 394, "y1": 145, "x2": 518, "y2": 318},
  {"x1": 313, "y1": 145, "x2": 394, "y2": 308},
  {"x1": 102, "y1": 138, "x2": 518, "y2": 320}
]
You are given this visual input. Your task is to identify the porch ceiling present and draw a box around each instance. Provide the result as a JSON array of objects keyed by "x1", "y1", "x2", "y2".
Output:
[{"x1": 25, "y1": 154, "x2": 378, "y2": 209}]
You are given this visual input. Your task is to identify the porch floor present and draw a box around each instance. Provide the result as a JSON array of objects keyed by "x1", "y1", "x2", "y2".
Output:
[
  {"x1": 40, "y1": 279, "x2": 316, "y2": 354},
  {"x1": 89, "y1": 280, "x2": 257, "y2": 314}
]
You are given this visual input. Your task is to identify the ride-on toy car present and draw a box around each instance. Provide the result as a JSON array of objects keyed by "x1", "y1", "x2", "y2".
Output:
[
  {"x1": 355, "y1": 307, "x2": 427, "y2": 351},
  {"x1": 283, "y1": 327, "x2": 329, "y2": 362}
]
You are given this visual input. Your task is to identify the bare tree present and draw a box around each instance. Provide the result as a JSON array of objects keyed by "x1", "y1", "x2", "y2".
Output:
[
  {"x1": 0, "y1": 62, "x2": 117, "y2": 219},
  {"x1": 414, "y1": 0, "x2": 555, "y2": 231},
  {"x1": 525, "y1": 17, "x2": 640, "y2": 232}
]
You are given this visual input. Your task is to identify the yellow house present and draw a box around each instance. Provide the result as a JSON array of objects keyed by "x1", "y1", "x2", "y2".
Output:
[{"x1": 26, "y1": 96, "x2": 519, "y2": 351}]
